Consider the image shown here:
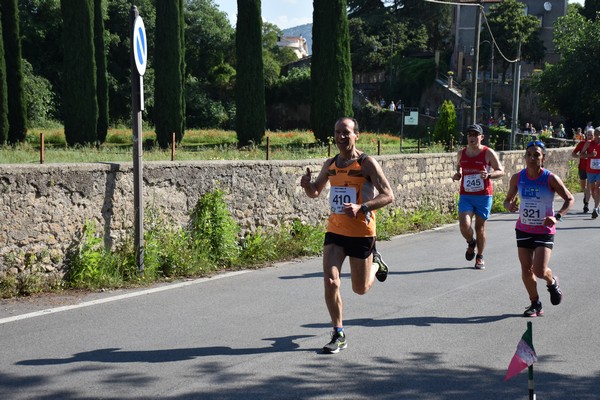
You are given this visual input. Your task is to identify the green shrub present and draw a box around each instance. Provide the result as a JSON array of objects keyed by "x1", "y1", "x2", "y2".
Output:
[
  {"x1": 189, "y1": 190, "x2": 241, "y2": 266},
  {"x1": 564, "y1": 160, "x2": 580, "y2": 194},
  {"x1": 64, "y1": 220, "x2": 121, "y2": 289},
  {"x1": 492, "y1": 191, "x2": 508, "y2": 213},
  {"x1": 377, "y1": 206, "x2": 455, "y2": 240},
  {"x1": 238, "y1": 219, "x2": 324, "y2": 266},
  {"x1": 486, "y1": 125, "x2": 510, "y2": 149},
  {"x1": 266, "y1": 67, "x2": 311, "y2": 105},
  {"x1": 143, "y1": 208, "x2": 210, "y2": 278}
]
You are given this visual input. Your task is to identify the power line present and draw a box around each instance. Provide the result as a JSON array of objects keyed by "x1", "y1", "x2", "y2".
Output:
[{"x1": 424, "y1": 0, "x2": 519, "y2": 63}]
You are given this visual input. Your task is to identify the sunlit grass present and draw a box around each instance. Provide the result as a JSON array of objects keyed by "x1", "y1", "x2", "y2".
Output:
[{"x1": 0, "y1": 128, "x2": 442, "y2": 164}]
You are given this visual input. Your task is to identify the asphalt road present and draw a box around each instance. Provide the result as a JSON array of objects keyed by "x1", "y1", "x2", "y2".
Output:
[{"x1": 1, "y1": 193, "x2": 599, "y2": 400}]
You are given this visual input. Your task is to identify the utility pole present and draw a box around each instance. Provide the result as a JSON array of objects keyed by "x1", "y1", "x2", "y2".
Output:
[
  {"x1": 131, "y1": 5, "x2": 146, "y2": 272},
  {"x1": 470, "y1": 0, "x2": 482, "y2": 125},
  {"x1": 510, "y1": 41, "x2": 522, "y2": 150}
]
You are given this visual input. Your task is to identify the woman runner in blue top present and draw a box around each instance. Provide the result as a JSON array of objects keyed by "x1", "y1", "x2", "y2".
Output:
[{"x1": 503, "y1": 141, "x2": 574, "y2": 317}]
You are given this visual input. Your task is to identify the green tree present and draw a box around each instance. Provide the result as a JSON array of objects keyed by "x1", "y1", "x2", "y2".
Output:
[
  {"x1": 60, "y1": 0, "x2": 98, "y2": 145},
  {"x1": 0, "y1": 17, "x2": 8, "y2": 144},
  {"x1": 184, "y1": 0, "x2": 234, "y2": 83},
  {"x1": 262, "y1": 21, "x2": 297, "y2": 88},
  {"x1": 154, "y1": 0, "x2": 185, "y2": 148},
  {"x1": 19, "y1": 0, "x2": 63, "y2": 96},
  {"x1": 235, "y1": 0, "x2": 265, "y2": 146},
  {"x1": 432, "y1": 99, "x2": 457, "y2": 147},
  {"x1": 1, "y1": 0, "x2": 27, "y2": 143},
  {"x1": 394, "y1": 0, "x2": 451, "y2": 53},
  {"x1": 483, "y1": 0, "x2": 541, "y2": 82},
  {"x1": 311, "y1": 0, "x2": 353, "y2": 142},
  {"x1": 104, "y1": 0, "x2": 156, "y2": 124},
  {"x1": 391, "y1": 58, "x2": 436, "y2": 108},
  {"x1": 179, "y1": 0, "x2": 185, "y2": 139},
  {"x1": 581, "y1": 0, "x2": 600, "y2": 20},
  {"x1": 184, "y1": 0, "x2": 235, "y2": 129},
  {"x1": 534, "y1": 8, "x2": 600, "y2": 125},
  {"x1": 93, "y1": 0, "x2": 108, "y2": 143},
  {"x1": 22, "y1": 59, "x2": 55, "y2": 125}
]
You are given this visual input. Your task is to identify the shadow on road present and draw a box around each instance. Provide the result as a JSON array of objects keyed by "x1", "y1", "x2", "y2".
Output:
[
  {"x1": 303, "y1": 313, "x2": 519, "y2": 330},
  {"x1": 15, "y1": 335, "x2": 315, "y2": 366}
]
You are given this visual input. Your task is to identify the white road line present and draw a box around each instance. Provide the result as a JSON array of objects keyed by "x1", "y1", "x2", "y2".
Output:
[{"x1": 0, "y1": 270, "x2": 251, "y2": 325}]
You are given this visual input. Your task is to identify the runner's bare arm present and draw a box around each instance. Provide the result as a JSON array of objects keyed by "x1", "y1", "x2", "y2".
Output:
[
  {"x1": 549, "y1": 174, "x2": 574, "y2": 217},
  {"x1": 300, "y1": 160, "x2": 332, "y2": 198},
  {"x1": 362, "y1": 156, "x2": 394, "y2": 211},
  {"x1": 453, "y1": 150, "x2": 462, "y2": 181},
  {"x1": 485, "y1": 149, "x2": 505, "y2": 179},
  {"x1": 503, "y1": 173, "x2": 520, "y2": 212}
]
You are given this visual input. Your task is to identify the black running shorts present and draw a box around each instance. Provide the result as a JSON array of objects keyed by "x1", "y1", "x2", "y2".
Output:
[
  {"x1": 324, "y1": 232, "x2": 375, "y2": 259},
  {"x1": 515, "y1": 229, "x2": 554, "y2": 250}
]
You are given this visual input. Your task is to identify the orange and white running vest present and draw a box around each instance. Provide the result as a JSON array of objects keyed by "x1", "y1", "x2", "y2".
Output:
[{"x1": 327, "y1": 154, "x2": 376, "y2": 237}]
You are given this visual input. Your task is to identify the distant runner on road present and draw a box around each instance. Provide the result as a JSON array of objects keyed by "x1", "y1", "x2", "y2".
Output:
[{"x1": 452, "y1": 124, "x2": 504, "y2": 269}]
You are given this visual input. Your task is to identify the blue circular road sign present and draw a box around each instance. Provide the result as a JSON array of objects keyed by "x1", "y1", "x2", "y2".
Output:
[{"x1": 133, "y1": 16, "x2": 147, "y2": 76}]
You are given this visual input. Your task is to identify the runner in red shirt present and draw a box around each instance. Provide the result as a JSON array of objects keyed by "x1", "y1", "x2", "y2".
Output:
[
  {"x1": 452, "y1": 124, "x2": 504, "y2": 269},
  {"x1": 581, "y1": 127, "x2": 600, "y2": 218},
  {"x1": 571, "y1": 128, "x2": 594, "y2": 213}
]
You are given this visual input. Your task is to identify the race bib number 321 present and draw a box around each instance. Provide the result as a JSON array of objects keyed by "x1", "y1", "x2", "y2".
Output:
[{"x1": 330, "y1": 186, "x2": 357, "y2": 214}]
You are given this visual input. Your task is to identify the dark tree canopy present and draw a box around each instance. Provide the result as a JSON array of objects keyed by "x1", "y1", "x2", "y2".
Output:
[
  {"x1": 0, "y1": 17, "x2": 8, "y2": 144},
  {"x1": 93, "y1": 0, "x2": 108, "y2": 143},
  {"x1": 535, "y1": 8, "x2": 600, "y2": 126},
  {"x1": 1, "y1": 0, "x2": 27, "y2": 143},
  {"x1": 154, "y1": 0, "x2": 185, "y2": 148},
  {"x1": 235, "y1": 0, "x2": 265, "y2": 145},
  {"x1": 60, "y1": 0, "x2": 98, "y2": 146},
  {"x1": 311, "y1": 0, "x2": 353, "y2": 142}
]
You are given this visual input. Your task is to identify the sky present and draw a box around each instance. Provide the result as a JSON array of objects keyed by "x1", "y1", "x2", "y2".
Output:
[
  {"x1": 213, "y1": 0, "x2": 584, "y2": 30},
  {"x1": 213, "y1": 0, "x2": 313, "y2": 30}
]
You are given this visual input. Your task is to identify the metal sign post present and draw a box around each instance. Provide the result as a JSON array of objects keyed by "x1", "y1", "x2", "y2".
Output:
[{"x1": 130, "y1": 5, "x2": 146, "y2": 272}]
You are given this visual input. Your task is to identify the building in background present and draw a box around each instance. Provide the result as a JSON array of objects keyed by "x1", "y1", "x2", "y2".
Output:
[
  {"x1": 276, "y1": 35, "x2": 310, "y2": 59},
  {"x1": 451, "y1": 0, "x2": 567, "y2": 81}
]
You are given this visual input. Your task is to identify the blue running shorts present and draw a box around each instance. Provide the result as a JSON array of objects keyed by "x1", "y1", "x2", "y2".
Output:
[
  {"x1": 587, "y1": 172, "x2": 600, "y2": 184},
  {"x1": 458, "y1": 194, "x2": 493, "y2": 220}
]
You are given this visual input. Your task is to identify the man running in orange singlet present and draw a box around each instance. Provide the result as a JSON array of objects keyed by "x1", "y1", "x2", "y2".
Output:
[{"x1": 300, "y1": 117, "x2": 394, "y2": 354}]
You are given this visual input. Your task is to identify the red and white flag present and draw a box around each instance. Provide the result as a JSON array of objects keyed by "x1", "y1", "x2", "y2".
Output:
[{"x1": 504, "y1": 328, "x2": 537, "y2": 381}]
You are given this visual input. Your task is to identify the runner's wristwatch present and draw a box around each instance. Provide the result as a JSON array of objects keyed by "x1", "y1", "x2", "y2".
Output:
[
  {"x1": 554, "y1": 212, "x2": 563, "y2": 221},
  {"x1": 361, "y1": 204, "x2": 369, "y2": 214}
]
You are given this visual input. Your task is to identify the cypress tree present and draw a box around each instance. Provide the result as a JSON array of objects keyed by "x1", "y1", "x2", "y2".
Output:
[
  {"x1": 311, "y1": 0, "x2": 353, "y2": 143},
  {"x1": 0, "y1": 16, "x2": 8, "y2": 145},
  {"x1": 154, "y1": 0, "x2": 184, "y2": 149},
  {"x1": 1, "y1": 0, "x2": 27, "y2": 143},
  {"x1": 93, "y1": 0, "x2": 108, "y2": 143},
  {"x1": 179, "y1": 0, "x2": 185, "y2": 137},
  {"x1": 235, "y1": 0, "x2": 265, "y2": 146},
  {"x1": 60, "y1": 0, "x2": 98, "y2": 146}
]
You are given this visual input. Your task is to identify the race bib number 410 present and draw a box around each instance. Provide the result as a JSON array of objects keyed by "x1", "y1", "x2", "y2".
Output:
[{"x1": 330, "y1": 186, "x2": 357, "y2": 214}]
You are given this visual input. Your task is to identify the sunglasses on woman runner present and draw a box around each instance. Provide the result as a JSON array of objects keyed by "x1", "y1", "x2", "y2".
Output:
[{"x1": 526, "y1": 140, "x2": 545, "y2": 149}]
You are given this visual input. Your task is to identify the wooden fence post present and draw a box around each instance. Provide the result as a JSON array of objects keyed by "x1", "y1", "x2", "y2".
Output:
[
  {"x1": 171, "y1": 132, "x2": 175, "y2": 161},
  {"x1": 40, "y1": 132, "x2": 45, "y2": 164},
  {"x1": 266, "y1": 136, "x2": 270, "y2": 160}
]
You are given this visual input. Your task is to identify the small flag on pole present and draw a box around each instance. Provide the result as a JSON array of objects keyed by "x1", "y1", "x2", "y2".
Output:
[{"x1": 505, "y1": 322, "x2": 537, "y2": 381}]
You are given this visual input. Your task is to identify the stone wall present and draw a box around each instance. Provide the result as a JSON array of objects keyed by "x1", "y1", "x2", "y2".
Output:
[{"x1": 0, "y1": 148, "x2": 574, "y2": 278}]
